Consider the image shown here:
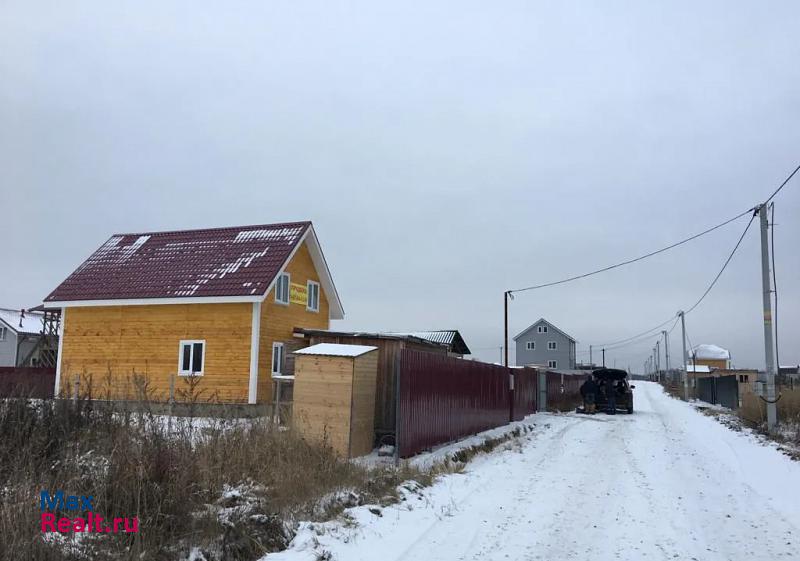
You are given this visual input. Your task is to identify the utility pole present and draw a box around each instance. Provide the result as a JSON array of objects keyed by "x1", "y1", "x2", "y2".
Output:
[
  {"x1": 679, "y1": 311, "x2": 688, "y2": 401},
  {"x1": 602, "y1": 348, "x2": 606, "y2": 367},
  {"x1": 655, "y1": 341, "x2": 660, "y2": 382},
  {"x1": 662, "y1": 330, "x2": 670, "y2": 384},
  {"x1": 758, "y1": 204, "x2": 778, "y2": 430},
  {"x1": 504, "y1": 291, "x2": 510, "y2": 367},
  {"x1": 590, "y1": 345, "x2": 593, "y2": 366}
]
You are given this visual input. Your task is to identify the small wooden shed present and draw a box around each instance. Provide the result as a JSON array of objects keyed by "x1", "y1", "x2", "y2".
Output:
[
  {"x1": 293, "y1": 328, "x2": 448, "y2": 437},
  {"x1": 292, "y1": 343, "x2": 379, "y2": 458}
]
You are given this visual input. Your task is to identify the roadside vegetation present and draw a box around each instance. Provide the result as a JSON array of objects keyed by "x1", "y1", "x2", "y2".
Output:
[{"x1": 0, "y1": 391, "x2": 529, "y2": 561}]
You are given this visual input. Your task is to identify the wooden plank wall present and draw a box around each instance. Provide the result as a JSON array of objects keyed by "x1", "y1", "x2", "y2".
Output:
[
  {"x1": 60, "y1": 303, "x2": 252, "y2": 402},
  {"x1": 348, "y1": 350, "x2": 379, "y2": 456},
  {"x1": 307, "y1": 335, "x2": 447, "y2": 434},
  {"x1": 293, "y1": 355, "x2": 353, "y2": 457},
  {"x1": 257, "y1": 242, "x2": 330, "y2": 404}
]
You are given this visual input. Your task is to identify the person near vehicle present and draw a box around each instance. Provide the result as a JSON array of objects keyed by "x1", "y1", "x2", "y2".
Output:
[
  {"x1": 607, "y1": 378, "x2": 617, "y2": 414},
  {"x1": 579, "y1": 376, "x2": 598, "y2": 413}
]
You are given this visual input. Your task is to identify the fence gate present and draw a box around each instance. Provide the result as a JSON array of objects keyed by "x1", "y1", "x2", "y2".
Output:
[
  {"x1": 696, "y1": 375, "x2": 738, "y2": 409},
  {"x1": 537, "y1": 371, "x2": 547, "y2": 412}
]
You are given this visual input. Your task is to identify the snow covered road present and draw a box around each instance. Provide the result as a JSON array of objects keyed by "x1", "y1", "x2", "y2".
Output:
[{"x1": 268, "y1": 382, "x2": 800, "y2": 561}]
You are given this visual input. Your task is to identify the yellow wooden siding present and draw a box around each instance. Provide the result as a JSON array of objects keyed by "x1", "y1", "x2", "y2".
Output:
[
  {"x1": 293, "y1": 355, "x2": 353, "y2": 456},
  {"x1": 257, "y1": 241, "x2": 330, "y2": 403},
  {"x1": 349, "y1": 351, "x2": 378, "y2": 457},
  {"x1": 60, "y1": 303, "x2": 252, "y2": 402}
]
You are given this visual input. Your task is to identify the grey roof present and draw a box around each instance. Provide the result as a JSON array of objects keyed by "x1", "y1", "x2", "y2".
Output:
[
  {"x1": 513, "y1": 318, "x2": 577, "y2": 343},
  {"x1": 385, "y1": 330, "x2": 471, "y2": 355}
]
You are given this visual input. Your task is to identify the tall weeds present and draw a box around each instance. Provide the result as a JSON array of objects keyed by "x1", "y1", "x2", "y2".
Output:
[{"x1": 0, "y1": 397, "x2": 422, "y2": 561}]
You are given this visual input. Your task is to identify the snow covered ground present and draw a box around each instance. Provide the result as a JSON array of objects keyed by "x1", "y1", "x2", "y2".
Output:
[{"x1": 264, "y1": 382, "x2": 800, "y2": 561}]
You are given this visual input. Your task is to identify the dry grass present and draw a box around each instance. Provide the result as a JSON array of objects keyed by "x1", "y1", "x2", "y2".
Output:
[
  {"x1": 0, "y1": 395, "x2": 446, "y2": 561},
  {"x1": 0, "y1": 376, "x2": 527, "y2": 561}
]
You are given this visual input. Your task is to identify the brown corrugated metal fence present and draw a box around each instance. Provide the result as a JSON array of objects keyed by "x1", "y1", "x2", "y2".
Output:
[
  {"x1": 398, "y1": 351, "x2": 540, "y2": 457},
  {"x1": 545, "y1": 370, "x2": 584, "y2": 411},
  {"x1": 0, "y1": 367, "x2": 55, "y2": 398}
]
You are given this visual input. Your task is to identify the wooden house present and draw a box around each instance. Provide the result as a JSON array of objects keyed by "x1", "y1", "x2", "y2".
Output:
[
  {"x1": 292, "y1": 343, "x2": 378, "y2": 457},
  {"x1": 691, "y1": 344, "x2": 731, "y2": 370},
  {"x1": 44, "y1": 221, "x2": 344, "y2": 404}
]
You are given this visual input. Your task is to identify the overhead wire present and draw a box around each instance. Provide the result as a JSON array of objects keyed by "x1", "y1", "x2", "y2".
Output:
[{"x1": 508, "y1": 208, "x2": 754, "y2": 294}]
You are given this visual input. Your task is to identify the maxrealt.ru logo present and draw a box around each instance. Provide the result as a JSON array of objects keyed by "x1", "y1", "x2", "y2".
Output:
[{"x1": 40, "y1": 490, "x2": 139, "y2": 534}]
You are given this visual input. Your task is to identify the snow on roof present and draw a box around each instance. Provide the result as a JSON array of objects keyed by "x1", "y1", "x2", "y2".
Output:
[
  {"x1": 684, "y1": 364, "x2": 712, "y2": 373},
  {"x1": 693, "y1": 344, "x2": 730, "y2": 360},
  {"x1": 0, "y1": 308, "x2": 44, "y2": 335},
  {"x1": 46, "y1": 222, "x2": 309, "y2": 301},
  {"x1": 294, "y1": 343, "x2": 377, "y2": 358}
]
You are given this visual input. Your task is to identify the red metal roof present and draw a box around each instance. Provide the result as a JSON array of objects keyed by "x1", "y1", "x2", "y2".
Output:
[{"x1": 45, "y1": 221, "x2": 312, "y2": 302}]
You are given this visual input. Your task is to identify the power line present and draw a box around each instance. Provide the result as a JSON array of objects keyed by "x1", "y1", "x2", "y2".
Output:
[
  {"x1": 764, "y1": 162, "x2": 800, "y2": 204},
  {"x1": 684, "y1": 211, "x2": 757, "y2": 315},
  {"x1": 509, "y1": 207, "x2": 753, "y2": 294},
  {"x1": 591, "y1": 213, "x2": 755, "y2": 352}
]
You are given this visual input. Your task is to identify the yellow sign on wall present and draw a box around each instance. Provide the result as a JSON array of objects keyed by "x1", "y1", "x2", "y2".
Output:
[{"x1": 290, "y1": 283, "x2": 308, "y2": 305}]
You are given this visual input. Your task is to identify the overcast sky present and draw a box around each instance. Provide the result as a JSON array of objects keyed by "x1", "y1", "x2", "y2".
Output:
[{"x1": 2, "y1": 1, "x2": 798, "y2": 370}]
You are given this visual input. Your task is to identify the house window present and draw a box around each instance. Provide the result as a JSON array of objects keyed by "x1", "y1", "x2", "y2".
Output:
[
  {"x1": 0, "y1": 327, "x2": 6, "y2": 341},
  {"x1": 739, "y1": 374, "x2": 749, "y2": 383},
  {"x1": 526, "y1": 341, "x2": 535, "y2": 350},
  {"x1": 547, "y1": 360, "x2": 557, "y2": 368},
  {"x1": 548, "y1": 341, "x2": 557, "y2": 350},
  {"x1": 178, "y1": 340, "x2": 205, "y2": 376},
  {"x1": 275, "y1": 273, "x2": 290, "y2": 304},
  {"x1": 272, "y1": 342, "x2": 285, "y2": 375},
  {"x1": 537, "y1": 325, "x2": 548, "y2": 333},
  {"x1": 307, "y1": 280, "x2": 320, "y2": 312}
]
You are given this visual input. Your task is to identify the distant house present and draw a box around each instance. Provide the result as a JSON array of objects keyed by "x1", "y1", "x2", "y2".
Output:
[
  {"x1": 0, "y1": 308, "x2": 46, "y2": 366},
  {"x1": 513, "y1": 318, "x2": 576, "y2": 369},
  {"x1": 691, "y1": 344, "x2": 731, "y2": 370},
  {"x1": 43, "y1": 221, "x2": 344, "y2": 404},
  {"x1": 384, "y1": 330, "x2": 471, "y2": 357}
]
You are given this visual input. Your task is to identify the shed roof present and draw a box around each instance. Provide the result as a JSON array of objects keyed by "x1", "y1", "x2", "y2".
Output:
[
  {"x1": 0, "y1": 308, "x2": 44, "y2": 335},
  {"x1": 294, "y1": 343, "x2": 377, "y2": 358},
  {"x1": 293, "y1": 328, "x2": 446, "y2": 349},
  {"x1": 384, "y1": 330, "x2": 471, "y2": 354},
  {"x1": 44, "y1": 221, "x2": 343, "y2": 319}
]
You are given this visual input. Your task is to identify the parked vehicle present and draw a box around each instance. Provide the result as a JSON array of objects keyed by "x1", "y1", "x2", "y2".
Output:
[{"x1": 593, "y1": 368, "x2": 635, "y2": 414}]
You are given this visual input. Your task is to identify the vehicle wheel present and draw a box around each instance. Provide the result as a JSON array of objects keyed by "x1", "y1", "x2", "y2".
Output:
[{"x1": 627, "y1": 406, "x2": 633, "y2": 414}]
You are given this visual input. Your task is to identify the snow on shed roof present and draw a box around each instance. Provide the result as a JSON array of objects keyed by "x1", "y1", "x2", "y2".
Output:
[
  {"x1": 0, "y1": 308, "x2": 44, "y2": 335},
  {"x1": 294, "y1": 343, "x2": 377, "y2": 358},
  {"x1": 693, "y1": 344, "x2": 730, "y2": 360},
  {"x1": 43, "y1": 221, "x2": 344, "y2": 319}
]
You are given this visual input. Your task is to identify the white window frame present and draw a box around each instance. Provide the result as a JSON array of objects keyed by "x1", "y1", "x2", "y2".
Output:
[
  {"x1": 526, "y1": 341, "x2": 535, "y2": 350},
  {"x1": 0, "y1": 326, "x2": 6, "y2": 341},
  {"x1": 178, "y1": 340, "x2": 206, "y2": 376},
  {"x1": 538, "y1": 325, "x2": 548, "y2": 333},
  {"x1": 275, "y1": 272, "x2": 290, "y2": 305},
  {"x1": 548, "y1": 341, "x2": 557, "y2": 351},
  {"x1": 548, "y1": 360, "x2": 557, "y2": 368},
  {"x1": 306, "y1": 280, "x2": 320, "y2": 312},
  {"x1": 271, "y1": 342, "x2": 285, "y2": 376}
]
